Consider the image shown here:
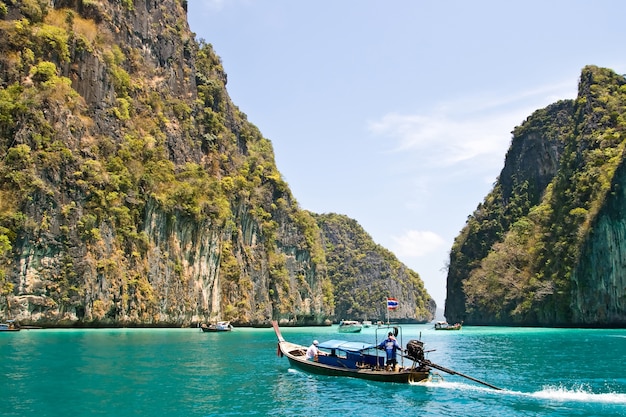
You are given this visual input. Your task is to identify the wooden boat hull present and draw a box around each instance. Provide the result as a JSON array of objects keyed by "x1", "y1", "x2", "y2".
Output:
[
  {"x1": 282, "y1": 347, "x2": 429, "y2": 383},
  {"x1": 201, "y1": 327, "x2": 231, "y2": 332},
  {"x1": 273, "y1": 322, "x2": 430, "y2": 384}
]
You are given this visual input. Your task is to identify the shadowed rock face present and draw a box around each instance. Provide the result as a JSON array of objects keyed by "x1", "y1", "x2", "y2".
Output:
[
  {"x1": 570, "y1": 157, "x2": 626, "y2": 326},
  {"x1": 445, "y1": 100, "x2": 573, "y2": 324}
]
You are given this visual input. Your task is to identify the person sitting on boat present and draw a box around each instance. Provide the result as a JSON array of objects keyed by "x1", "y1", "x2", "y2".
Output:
[
  {"x1": 305, "y1": 340, "x2": 320, "y2": 361},
  {"x1": 378, "y1": 332, "x2": 401, "y2": 370}
]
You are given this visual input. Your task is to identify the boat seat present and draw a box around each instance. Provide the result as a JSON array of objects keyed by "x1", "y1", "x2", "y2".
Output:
[
  {"x1": 290, "y1": 349, "x2": 306, "y2": 356},
  {"x1": 317, "y1": 355, "x2": 341, "y2": 367}
]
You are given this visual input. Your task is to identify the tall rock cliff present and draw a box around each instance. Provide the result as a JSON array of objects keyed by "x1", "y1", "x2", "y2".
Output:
[
  {"x1": 0, "y1": 0, "x2": 433, "y2": 326},
  {"x1": 446, "y1": 66, "x2": 626, "y2": 327},
  {"x1": 0, "y1": 0, "x2": 333, "y2": 326},
  {"x1": 315, "y1": 213, "x2": 435, "y2": 323}
]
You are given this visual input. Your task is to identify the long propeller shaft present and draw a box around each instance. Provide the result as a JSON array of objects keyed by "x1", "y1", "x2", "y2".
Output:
[{"x1": 422, "y1": 359, "x2": 502, "y2": 391}]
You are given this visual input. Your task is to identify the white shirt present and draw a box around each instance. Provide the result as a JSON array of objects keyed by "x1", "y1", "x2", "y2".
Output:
[{"x1": 305, "y1": 344, "x2": 319, "y2": 360}]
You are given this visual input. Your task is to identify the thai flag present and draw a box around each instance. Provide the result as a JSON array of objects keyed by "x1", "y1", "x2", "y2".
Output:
[{"x1": 387, "y1": 297, "x2": 398, "y2": 310}]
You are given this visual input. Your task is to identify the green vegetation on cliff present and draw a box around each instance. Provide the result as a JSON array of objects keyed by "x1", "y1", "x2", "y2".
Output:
[
  {"x1": 0, "y1": 0, "x2": 330, "y2": 325},
  {"x1": 447, "y1": 66, "x2": 626, "y2": 327},
  {"x1": 0, "y1": 0, "x2": 432, "y2": 326}
]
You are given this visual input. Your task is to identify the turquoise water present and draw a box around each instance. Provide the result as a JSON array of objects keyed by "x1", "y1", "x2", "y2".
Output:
[{"x1": 1, "y1": 325, "x2": 626, "y2": 416}]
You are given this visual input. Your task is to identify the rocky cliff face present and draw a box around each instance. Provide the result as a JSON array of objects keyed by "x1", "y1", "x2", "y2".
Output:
[
  {"x1": 569, "y1": 148, "x2": 626, "y2": 325},
  {"x1": 446, "y1": 66, "x2": 626, "y2": 327},
  {"x1": 445, "y1": 100, "x2": 573, "y2": 323},
  {"x1": 0, "y1": 0, "x2": 432, "y2": 327},
  {"x1": 0, "y1": 0, "x2": 333, "y2": 326},
  {"x1": 315, "y1": 213, "x2": 435, "y2": 323}
]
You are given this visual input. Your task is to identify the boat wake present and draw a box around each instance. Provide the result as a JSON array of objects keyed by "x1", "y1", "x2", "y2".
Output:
[
  {"x1": 529, "y1": 384, "x2": 626, "y2": 404},
  {"x1": 414, "y1": 380, "x2": 626, "y2": 405},
  {"x1": 410, "y1": 379, "x2": 486, "y2": 390}
]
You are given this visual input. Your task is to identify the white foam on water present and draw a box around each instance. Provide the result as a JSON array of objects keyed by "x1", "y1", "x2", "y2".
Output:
[
  {"x1": 411, "y1": 379, "x2": 491, "y2": 392},
  {"x1": 530, "y1": 385, "x2": 626, "y2": 404},
  {"x1": 413, "y1": 379, "x2": 626, "y2": 405}
]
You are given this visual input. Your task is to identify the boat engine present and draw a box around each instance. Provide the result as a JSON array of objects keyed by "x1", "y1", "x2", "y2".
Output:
[{"x1": 405, "y1": 339, "x2": 425, "y2": 362}]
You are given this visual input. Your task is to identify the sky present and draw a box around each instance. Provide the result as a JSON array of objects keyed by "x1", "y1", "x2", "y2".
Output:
[{"x1": 187, "y1": 1, "x2": 626, "y2": 312}]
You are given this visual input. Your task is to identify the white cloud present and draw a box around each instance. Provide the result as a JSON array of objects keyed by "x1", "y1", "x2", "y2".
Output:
[
  {"x1": 390, "y1": 230, "x2": 446, "y2": 258},
  {"x1": 367, "y1": 81, "x2": 577, "y2": 170},
  {"x1": 369, "y1": 111, "x2": 512, "y2": 167}
]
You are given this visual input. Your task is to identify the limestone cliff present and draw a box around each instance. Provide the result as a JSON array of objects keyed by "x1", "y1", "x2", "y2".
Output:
[
  {"x1": 0, "y1": 0, "x2": 331, "y2": 326},
  {"x1": 0, "y1": 0, "x2": 433, "y2": 326},
  {"x1": 315, "y1": 213, "x2": 436, "y2": 323},
  {"x1": 445, "y1": 100, "x2": 573, "y2": 323},
  {"x1": 571, "y1": 156, "x2": 626, "y2": 325},
  {"x1": 446, "y1": 66, "x2": 626, "y2": 327}
]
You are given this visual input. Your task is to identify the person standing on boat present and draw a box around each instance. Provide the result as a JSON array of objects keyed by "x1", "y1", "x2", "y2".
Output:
[
  {"x1": 378, "y1": 332, "x2": 401, "y2": 370},
  {"x1": 306, "y1": 340, "x2": 320, "y2": 361}
]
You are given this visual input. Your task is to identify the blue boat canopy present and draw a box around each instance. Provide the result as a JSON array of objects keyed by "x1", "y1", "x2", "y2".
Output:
[{"x1": 317, "y1": 339, "x2": 376, "y2": 352}]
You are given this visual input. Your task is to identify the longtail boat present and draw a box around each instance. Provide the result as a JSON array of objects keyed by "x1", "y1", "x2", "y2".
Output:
[
  {"x1": 434, "y1": 321, "x2": 462, "y2": 331},
  {"x1": 0, "y1": 320, "x2": 20, "y2": 332},
  {"x1": 272, "y1": 320, "x2": 431, "y2": 384},
  {"x1": 200, "y1": 321, "x2": 233, "y2": 332},
  {"x1": 272, "y1": 320, "x2": 503, "y2": 390},
  {"x1": 338, "y1": 320, "x2": 363, "y2": 333}
]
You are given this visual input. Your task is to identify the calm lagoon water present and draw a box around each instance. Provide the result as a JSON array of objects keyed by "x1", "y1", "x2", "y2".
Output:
[{"x1": 1, "y1": 325, "x2": 626, "y2": 416}]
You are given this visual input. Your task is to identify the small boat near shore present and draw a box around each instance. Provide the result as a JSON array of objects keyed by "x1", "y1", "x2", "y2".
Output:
[
  {"x1": 200, "y1": 321, "x2": 233, "y2": 332},
  {"x1": 0, "y1": 319, "x2": 20, "y2": 332},
  {"x1": 338, "y1": 320, "x2": 362, "y2": 333},
  {"x1": 434, "y1": 321, "x2": 462, "y2": 331}
]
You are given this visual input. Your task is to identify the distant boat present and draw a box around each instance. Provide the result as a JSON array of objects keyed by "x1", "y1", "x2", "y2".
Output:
[
  {"x1": 0, "y1": 319, "x2": 20, "y2": 332},
  {"x1": 338, "y1": 320, "x2": 362, "y2": 333},
  {"x1": 434, "y1": 321, "x2": 462, "y2": 331},
  {"x1": 200, "y1": 321, "x2": 233, "y2": 332},
  {"x1": 362, "y1": 320, "x2": 372, "y2": 328}
]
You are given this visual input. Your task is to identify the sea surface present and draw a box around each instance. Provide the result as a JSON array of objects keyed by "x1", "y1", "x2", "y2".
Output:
[{"x1": 1, "y1": 324, "x2": 626, "y2": 416}]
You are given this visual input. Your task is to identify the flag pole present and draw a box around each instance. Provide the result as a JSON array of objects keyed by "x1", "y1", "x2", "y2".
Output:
[{"x1": 386, "y1": 298, "x2": 389, "y2": 324}]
